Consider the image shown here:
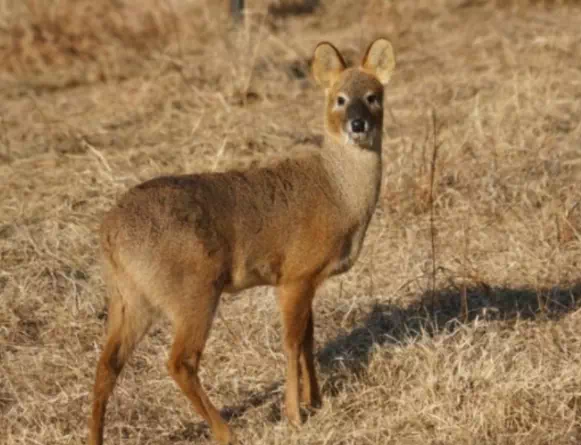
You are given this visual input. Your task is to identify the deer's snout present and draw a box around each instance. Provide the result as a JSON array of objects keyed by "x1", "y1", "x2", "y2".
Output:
[
  {"x1": 350, "y1": 119, "x2": 366, "y2": 133},
  {"x1": 346, "y1": 100, "x2": 373, "y2": 131},
  {"x1": 345, "y1": 99, "x2": 375, "y2": 144}
]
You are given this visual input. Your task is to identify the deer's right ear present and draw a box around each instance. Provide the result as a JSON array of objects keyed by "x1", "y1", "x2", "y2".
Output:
[{"x1": 312, "y1": 42, "x2": 346, "y2": 90}]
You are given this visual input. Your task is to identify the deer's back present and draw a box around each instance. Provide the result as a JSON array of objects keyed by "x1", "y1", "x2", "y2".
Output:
[{"x1": 100, "y1": 155, "x2": 353, "y2": 295}]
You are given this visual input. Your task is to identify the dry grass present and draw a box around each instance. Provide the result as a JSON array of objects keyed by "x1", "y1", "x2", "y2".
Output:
[{"x1": 1, "y1": 0, "x2": 581, "y2": 444}]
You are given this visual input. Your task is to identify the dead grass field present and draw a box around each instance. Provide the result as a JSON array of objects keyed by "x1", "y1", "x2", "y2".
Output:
[{"x1": 1, "y1": 0, "x2": 581, "y2": 444}]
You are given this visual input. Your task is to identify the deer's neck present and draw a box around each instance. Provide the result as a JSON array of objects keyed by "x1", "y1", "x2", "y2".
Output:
[{"x1": 321, "y1": 137, "x2": 383, "y2": 224}]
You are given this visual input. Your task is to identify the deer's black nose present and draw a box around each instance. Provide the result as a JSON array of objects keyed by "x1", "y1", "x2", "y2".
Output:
[{"x1": 350, "y1": 119, "x2": 365, "y2": 133}]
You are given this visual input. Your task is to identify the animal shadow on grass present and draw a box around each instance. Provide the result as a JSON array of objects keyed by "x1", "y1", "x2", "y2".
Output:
[
  {"x1": 317, "y1": 281, "x2": 581, "y2": 395},
  {"x1": 173, "y1": 383, "x2": 284, "y2": 441},
  {"x1": 220, "y1": 381, "x2": 283, "y2": 423},
  {"x1": 180, "y1": 282, "x2": 581, "y2": 436}
]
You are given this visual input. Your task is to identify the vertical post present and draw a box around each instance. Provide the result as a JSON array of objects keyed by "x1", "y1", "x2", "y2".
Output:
[{"x1": 230, "y1": 0, "x2": 244, "y2": 23}]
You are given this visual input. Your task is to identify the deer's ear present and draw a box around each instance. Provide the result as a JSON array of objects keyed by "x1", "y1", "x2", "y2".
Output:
[
  {"x1": 312, "y1": 42, "x2": 346, "y2": 90},
  {"x1": 361, "y1": 38, "x2": 396, "y2": 85}
]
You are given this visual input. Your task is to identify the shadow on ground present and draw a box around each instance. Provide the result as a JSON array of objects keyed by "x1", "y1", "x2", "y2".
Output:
[
  {"x1": 317, "y1": 282, "x2": 581, "y2": 394},
  {"x1": 197, "y1": 282, "x2": 581, "y2": 433}
]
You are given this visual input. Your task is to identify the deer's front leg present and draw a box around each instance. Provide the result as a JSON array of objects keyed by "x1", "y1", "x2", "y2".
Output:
[
  {"x1": 277, "y1": 282, "x2": 316, "y2": 425},
  {"x1": 300, "y1": 310, "x2": 321, "y2": 409}
]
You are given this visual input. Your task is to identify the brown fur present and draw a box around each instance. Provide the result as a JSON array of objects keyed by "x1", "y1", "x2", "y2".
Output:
[{"x1": 88, "y1": 38, "x2": 396, "y2": 445}]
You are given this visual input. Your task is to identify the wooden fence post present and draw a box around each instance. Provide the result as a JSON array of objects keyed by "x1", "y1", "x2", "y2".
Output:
[{"x1": 230, "y1": 0, "x2": 245, "y2": 22}]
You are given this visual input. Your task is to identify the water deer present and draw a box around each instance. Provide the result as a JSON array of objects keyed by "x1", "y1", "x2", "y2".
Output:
[{"x1": 89, "y1": 37, "x2": 396, "y2": 445}]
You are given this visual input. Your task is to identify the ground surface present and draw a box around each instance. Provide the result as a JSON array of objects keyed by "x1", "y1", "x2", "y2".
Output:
[{"x1": 1, "y1": 1, "x2": 581, "y2": 444}]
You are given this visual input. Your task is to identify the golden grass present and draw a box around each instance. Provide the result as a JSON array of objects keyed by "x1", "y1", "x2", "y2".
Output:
[{"x1": 1, "y1": 0, "x2": 581, "y2": 444}]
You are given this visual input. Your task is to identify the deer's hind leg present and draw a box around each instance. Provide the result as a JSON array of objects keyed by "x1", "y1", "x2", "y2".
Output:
[
  {"x1": 166, "y1": 284, "x2": 234, "y2": 445},
  {"x1": 89, "y1": 278, "x2": 154, "y2": 445}
]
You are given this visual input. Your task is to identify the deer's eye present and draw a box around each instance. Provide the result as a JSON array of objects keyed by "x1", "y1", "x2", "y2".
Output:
[
  {"x1": 367, "y1": 94, "x2": 380, "y2": 105},
  {"x1": 336, "y1": 96, "x2": 346, "y2": 106}
]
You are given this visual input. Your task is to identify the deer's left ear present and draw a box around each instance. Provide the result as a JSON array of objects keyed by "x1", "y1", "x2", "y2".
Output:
[{"x1": 361, "y1": 38, "x2": 396, "y2": 85}]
